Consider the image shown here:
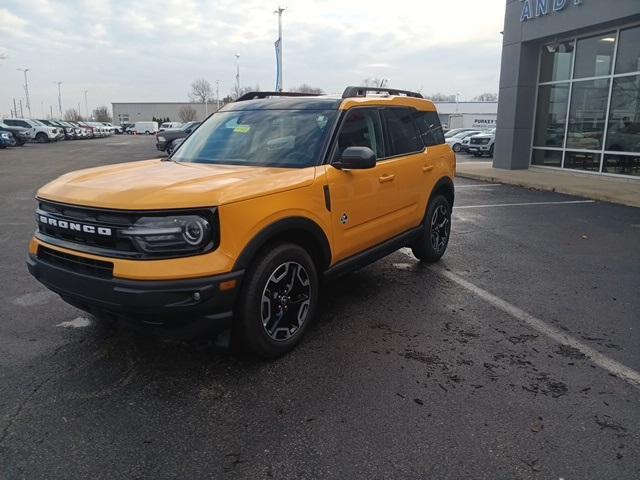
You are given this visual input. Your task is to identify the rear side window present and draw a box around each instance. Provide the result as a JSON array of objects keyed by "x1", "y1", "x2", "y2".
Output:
[
  {"x1": 382, "y1": 108, "x2": 422, "y2": 156},
  {"x1": 414, "y1": 111, "x2": 445, "y2": 146}
]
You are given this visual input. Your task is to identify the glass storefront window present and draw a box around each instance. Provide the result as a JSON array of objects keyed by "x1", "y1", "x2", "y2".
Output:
[
  {"x1": 563, "y1": 151, "x2": 601, "y2": 172},
  {"x1": 606, "y1": 75, "x2": 640, "y2": 153},
  {"x1": 539, "y1": 40, "x2": 574, "y2": 83},
  {"x1": 532, "y1": 149, "x2": 562, "y2": 167},
  {"x1": 573, "y1": 33, "x2": 616, "y2": 79},
  {"x1": 566, "y1": 79, "x2": 610, "y2": 150},
  {"x1": 602, "y1": 154, "x2": 640, "y2": 177},
  {"x1": 615, "y1": 26, "x2": 640, "y2": 75},
  {"x1": 533, "y1": 84, "x2": 569, "y2": 147}
]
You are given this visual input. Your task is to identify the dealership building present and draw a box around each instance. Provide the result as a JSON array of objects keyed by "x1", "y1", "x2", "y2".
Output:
[
  {"x1": 496, "y1": 0, "x2": 640, "y2": 179},
  {"x1": 111, "y1": 102, "x2": 213, "y2": 125}
]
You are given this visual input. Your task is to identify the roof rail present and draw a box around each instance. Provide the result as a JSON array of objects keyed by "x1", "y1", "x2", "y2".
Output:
[
  {"x1": 235, "y1": 91, "x2": 323, "y2": 102},
  {"x1": 341, "y1": 86, "x2": 423, "y2": 99}
]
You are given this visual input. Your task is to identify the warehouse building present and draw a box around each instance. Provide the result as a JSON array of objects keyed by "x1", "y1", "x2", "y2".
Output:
[{"x1": 496, "y1": 0, "x2": 640, "y2": 179}]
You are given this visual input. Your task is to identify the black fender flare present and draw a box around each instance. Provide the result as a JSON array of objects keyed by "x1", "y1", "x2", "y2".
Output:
[{"x1": 233, "y1": 217, "x2": 332, "y2": 271}]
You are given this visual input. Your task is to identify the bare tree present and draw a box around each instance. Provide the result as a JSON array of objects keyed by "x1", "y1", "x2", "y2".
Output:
[
  {"x1": 179, "y1": 105, "x2": 198, "y2": 122},
  {"x1": 189, "y1": 78, "x2": 213, "y2": 104},
  {"x1": 425, "y1": 93, "x2": 457, "y2": 102},
  {"x1": 290, "y1": 84, "x2": 324, "y2": 94},
  {"x1": 93, "y1": 106, "x2": 112, "y2": 122},
  {"x1": 63, "y1": 108, "x2": 83, "y2": 121},
  {"x1": 232, "y1": 84, "x2": 260, "y2": 100},
  {"x1": 473, "y1": 92, "x2": 498, "y2": 102}
]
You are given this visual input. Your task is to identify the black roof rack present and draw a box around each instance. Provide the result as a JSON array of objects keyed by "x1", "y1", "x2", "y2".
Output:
[
  {"x1": 341, "y1": 86, "x2": 423, "y2": 99},
  {"x1": 235, "y1": 91, "x2": 323, "y2": 102}
]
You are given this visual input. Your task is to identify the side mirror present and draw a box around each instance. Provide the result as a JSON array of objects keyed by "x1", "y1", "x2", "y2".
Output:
[
  {"x1": 333, "y1": 146, "x2": 376, "y2": 170},
  {"x1": 185, "y1": 128, "x2": 192, "y2": 134}
]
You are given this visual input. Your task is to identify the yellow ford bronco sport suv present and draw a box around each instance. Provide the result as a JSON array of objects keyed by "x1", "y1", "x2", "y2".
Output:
[{"x1": 27, "y1": 86, "x2": 455, "y2": 357}]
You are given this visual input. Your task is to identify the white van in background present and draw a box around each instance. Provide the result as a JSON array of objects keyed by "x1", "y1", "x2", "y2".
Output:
[
  {"x1": 133, "y1": 121, "x2": 159, "y2": 135},
  {"x1": 159, "y1": 122, "x2": 182, "y2": 131}
]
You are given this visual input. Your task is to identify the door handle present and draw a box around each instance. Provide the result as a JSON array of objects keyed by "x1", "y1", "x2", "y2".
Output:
[
  {"x1": 422, "y1": 164, "x2": 434, "y2": 172},
  {"x1": 379, "y1": 173, "x2": 395, "y2": 183}
]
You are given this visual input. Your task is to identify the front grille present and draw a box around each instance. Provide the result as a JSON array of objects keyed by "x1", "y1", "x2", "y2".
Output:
[
  {"x1": 38, "y1": 246, "x2": 113, "y2": 278},
  {"x1": 470, "y1": 138, "x2": 490, "y2": 145},
  {"x1": 37, "y1": 200, "x2": 138, "y2": 255}
]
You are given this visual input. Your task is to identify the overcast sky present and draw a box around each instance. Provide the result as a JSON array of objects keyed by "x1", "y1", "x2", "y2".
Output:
[{"x1": 0, "y1": 0, "x2": 505, "y2": 118}]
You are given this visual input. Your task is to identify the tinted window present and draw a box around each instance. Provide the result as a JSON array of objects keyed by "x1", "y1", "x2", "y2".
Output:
[
  {"x1": 173, "y1": 109, "x2": 336, "y2": 168},
  {"x1": 573, "y1": 33, "x2": 616, "y2": 79},
  {"x1": 335, "y1": 108, "x2": 384, "y2": 159},
  {"x1": 540, "y1": 40, "x2": 574, "y2": 82},
  {"x1": 615, "y1": 26, "x2": 640, "y2": 74},
  {"x1": 383, "y1": 108, "x2": 422, "y2": 156},
  {"x1": 414, "y1": 111, "x2": 445, "y2": 146},
  {"x1": 533, "y1": 84, "x2": 569, "y2": 147}
]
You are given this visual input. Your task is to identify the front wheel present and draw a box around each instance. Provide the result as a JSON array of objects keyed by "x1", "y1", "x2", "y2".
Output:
[
  {"x1": 35, "y1": 132, "x2": 48, "y2": 143},
  {"x1": 166, "y1": 140, "x2": 176, "y2": 155},
  {"x1": 236, "y1": 243, "x2": 318, "y2": 358},
  {"x1": 452, "y1": 143, "x2": 462, "y2": 153},
  {"x1": 411, "y1": 194, "x2": 452, "y2": 263}
]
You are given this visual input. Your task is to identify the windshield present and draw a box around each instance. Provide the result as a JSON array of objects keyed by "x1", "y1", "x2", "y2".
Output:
[
  {"x1": 33, "y1": 120, "x2": 46, "y2": 126},
  {"x1": 180, "y1": 122, "x2": 195, "y2": 131},
  {"x1": 173, "y1": 109, "x2": 337, "y2": 168}
]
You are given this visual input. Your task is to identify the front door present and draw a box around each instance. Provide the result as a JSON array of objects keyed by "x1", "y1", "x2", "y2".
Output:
[{"x1": 324, "y1": 107, "x2": 399, "y2": 262}]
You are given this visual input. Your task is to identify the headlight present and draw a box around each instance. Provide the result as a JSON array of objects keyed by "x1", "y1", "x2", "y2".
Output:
[
  {"x1": 157, "y1": 136, "x2": 166, "y2": 142},
  {"x1": 121, "y1": 214, "x2": 215, "y2": 254},
  {"x1": 481, "y1": 138, "x2": 490, "y2": 144},
  {"x1": 1, "y1": 133, "x2": 10, "y2": 139}
]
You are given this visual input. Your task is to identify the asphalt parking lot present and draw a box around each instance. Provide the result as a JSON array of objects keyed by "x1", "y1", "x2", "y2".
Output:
[{"x1": 1, "y1": 137, "x2": 639, "y2": 479}]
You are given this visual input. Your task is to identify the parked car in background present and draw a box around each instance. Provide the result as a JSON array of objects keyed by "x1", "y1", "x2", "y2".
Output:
[
  {"x1": 102, "y1": 123, "x2": 122, "y2": 134},
  {"x1": 155, "y1": 121, "x2": 201, "y2": 154},
  {"x1": 0, "y1": 130, "x2": 12, "y2": 148},
  {"x1": 0, "y1": 128, "x2": 16, "y2": 147},
  {"x1": 444, "y1": 128, "x2": 479, "y2": 138},
  {"x1": 133, "y1": 121, "x2": 159, "y2": 135},
  {"x1": 2, "y1": 118, "x2": 59, "y2": 143},
  {"x1": 68, "y1": 121, "x2": 88, "y2": 139},
  {"x1": 445, "y1": 130, "x2": 482, "y2": 153},
  {"x1": 38, "y1": 119, "x2": 71, "y2": 140},
  {"x1": 159, "y1": 122, "x2": 182, "y2": 131},
  {"x1": 468, "y1": 129, "x2": 496, "y2": 157},
  {"x1": 0, "y1": 121, "x2": 30, "y2": 146},
  {"x1": 77, "y1": 121, "x2": 97, "y2": 138}
]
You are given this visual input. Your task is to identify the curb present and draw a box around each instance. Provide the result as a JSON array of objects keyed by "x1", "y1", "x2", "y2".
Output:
[{"x1": 455, "y1": 171, "x2": 640, "y2": 209}]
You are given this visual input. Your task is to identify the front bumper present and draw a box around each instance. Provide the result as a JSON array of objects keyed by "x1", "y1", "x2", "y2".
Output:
[
  {"x1": 468, "y1": 145, "x2": 491, "y2": 153},
  {"x1": 155, "y1": 140, "x2": 167, "y2": 151},
  {"x1": 27, "y1": 248, "x2": 243, "y2": 339}
]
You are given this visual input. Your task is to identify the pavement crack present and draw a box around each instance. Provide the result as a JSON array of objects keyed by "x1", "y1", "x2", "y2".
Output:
[{"x1": 0, "y1": 375, "x2": 52, "y2": 445}]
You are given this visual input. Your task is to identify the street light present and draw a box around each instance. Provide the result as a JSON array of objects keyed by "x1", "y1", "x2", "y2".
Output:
[
  {"x1": 84, "y1": 90, "x2": 89, "y2": 119},
  {"x1": 53, "y1": 81, "x2": 63, "y2": 118},
  {"x1": 215, "y1": 80, "x2": 220, "y2": 109},
  {"x1": 274, "y1": 7, "x2": 285, "y2": 92},
  {"x1": 17, "y1": 68, "x2": 31, "y2": 118},
  {"x1": 235, "y1": 54, "x2": 240, "y2": 97}
]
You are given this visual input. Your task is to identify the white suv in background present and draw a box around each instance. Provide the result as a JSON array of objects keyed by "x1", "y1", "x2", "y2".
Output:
[
  {"x1": 2, "y1": 118, "x2": 59, "y2": 143},
  {"x1": 468, "y1": 129, "x2": 496, "y2": 157}
]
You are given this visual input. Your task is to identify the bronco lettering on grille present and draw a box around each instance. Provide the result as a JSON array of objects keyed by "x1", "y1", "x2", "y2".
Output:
[{"x1": 39, "y1": 215, "x2": 112, "y2": 236}]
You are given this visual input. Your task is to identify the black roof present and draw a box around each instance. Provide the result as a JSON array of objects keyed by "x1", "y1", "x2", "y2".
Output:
[{"x1": 222, "y1": 96, "x2": 342, "y2": 111}]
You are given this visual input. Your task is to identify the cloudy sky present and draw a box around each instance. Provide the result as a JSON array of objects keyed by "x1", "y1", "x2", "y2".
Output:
[{"x1": 0, "y1": 0, "x2": 505, "y2": 118}]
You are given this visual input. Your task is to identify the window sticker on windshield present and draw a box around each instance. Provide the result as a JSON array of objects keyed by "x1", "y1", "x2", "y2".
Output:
[{"x1": 234, "y1": 125, "x2": 251, "y2": 133}]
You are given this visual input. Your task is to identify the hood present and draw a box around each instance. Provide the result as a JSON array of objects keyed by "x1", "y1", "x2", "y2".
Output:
[
  {"x1": 37, "y1": 159, "x2": 317, "y2": 210},
  {"x1": 471, "y1": 133, "x2": 494, "y2": 139}
]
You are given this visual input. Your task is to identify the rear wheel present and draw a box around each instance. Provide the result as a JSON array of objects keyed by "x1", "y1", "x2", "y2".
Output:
[
  {"x1": 411, "y1": 194, "x2": 452, "y2": 263},
  {"x1": 236, "y1": 243, "x2": 318, "y2": 358}
]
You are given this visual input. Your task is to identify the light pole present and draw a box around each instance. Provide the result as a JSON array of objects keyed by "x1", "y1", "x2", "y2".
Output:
[
  {"x1": 235, "y1": 54, "x2": 240, "y2": 97},
  {"x1": 53, "y1": 81, "x2": 63, "y2": 117},
  {"x1": 215, "y1": 80, "x2": 220, "y2": 109},
  {"x1": 17, "y1": 68, "x2": 31, "y2": 118},
  {"x1": 274, "y1": 7, "x2": 285, "y2": 92},
  {"x1": 84, "y1": 90, "x2": 89, "y2": 119}
]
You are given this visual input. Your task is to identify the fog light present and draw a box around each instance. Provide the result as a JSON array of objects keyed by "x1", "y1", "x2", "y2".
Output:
[{"x1": 193, "y1": 292, "x2": 201, "y2": 301}]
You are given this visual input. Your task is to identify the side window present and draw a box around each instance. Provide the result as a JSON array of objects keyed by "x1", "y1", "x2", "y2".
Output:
[
  {"x1": 19, "y1": 121, "x2": 31, "y2": 128},
  {"x1": 4, "y1": 120, "x2": 16, "y2": 126},
  {"x1": 414, "y1": 111, "x2": 445, "y2": 146},
  {"x1": 383, "y1": 108, "x2": 423, "y2": 156},
  {"x1": 334, "y1": 108, "x2": 384, "y2": 160}
]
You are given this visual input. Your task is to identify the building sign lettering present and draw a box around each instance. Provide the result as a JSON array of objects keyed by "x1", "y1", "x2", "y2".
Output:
[{"x1": 520, "y1": 0, "x2": 583, "y2": 22}]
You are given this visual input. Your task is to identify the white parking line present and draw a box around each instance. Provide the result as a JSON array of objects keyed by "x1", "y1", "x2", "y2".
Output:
[
  {"x1": 454, "y1": 200, "x2": 595, "y2": 209},
  {"x1": 399, "y1": 248, "x2": 640, "y2": 390},
  {"x1": 57, "y1": 317, "x2": 92, "y2": 328},
  {"x1": 455, "y1": 184, "x2": 501, "y2": 188}
]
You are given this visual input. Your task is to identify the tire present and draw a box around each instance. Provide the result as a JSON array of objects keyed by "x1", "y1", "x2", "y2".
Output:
[
  {"x1": 411, "y1": 194, "x2": 452, "y2": 263},
  {"x1": 145, "y1": 130, "x2": 150, "y2": 135},
  {"x1": 488, "y1": 144, "x2": 494, "y2": 157},
  {"x1": 452, "y1": 143, "x2": 462, "y2": 153},
  {"x1": 235, "y1": 243, "x2": 318, "y2": 358},
  {"x1": 35, "y1": 132, "x2": 48, "y2": 143},
  {"x1": 166, "y1": 140, "x2": 175, "y2": 155}
]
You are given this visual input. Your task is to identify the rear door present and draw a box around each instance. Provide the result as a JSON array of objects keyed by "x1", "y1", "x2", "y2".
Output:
[{"x1": 379, "y1": 107, "x2": 427, "y2": 231}]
